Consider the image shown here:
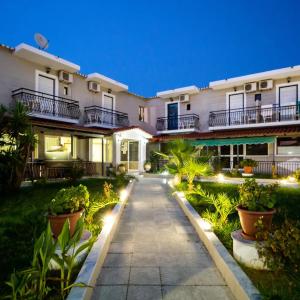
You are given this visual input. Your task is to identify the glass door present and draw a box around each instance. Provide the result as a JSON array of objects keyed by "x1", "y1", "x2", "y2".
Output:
[
  {"x1": 167, "y1": 102, "x2": 178, "y2": 130},
  {"x1": 128, "y1": 141, "x2": 139, "y2": 170},
  {"x1": 120, "y1": 140, "x2": 139, "y2": 171}
]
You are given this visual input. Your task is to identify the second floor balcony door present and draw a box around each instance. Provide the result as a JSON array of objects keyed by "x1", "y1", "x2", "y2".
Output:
[
  {"x1": 103, "y1": 94, "x2": 114, "y2": 125},
  {"x1": 38, "y1": 74, "x2": 56, "y2": 115},
  {"x1": 167, "y1": 102, "x2": 178, "y2": 130},
  {"x1": 228, "y1": 93, "x2": 244, "y2": 125}
]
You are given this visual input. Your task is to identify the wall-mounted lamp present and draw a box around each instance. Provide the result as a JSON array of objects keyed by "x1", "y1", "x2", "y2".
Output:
[
  {"x1": 233, "y1": 87, "x2": 237, "y2": 92},
  {"x1": 45, "y1": 67, "x2": 51, "y2": 74},
  {"x1": 108, "y1": 89, "x2": 112, "y2": 93},
  {"x1": 287, "y1": 77, "x2": 291, "y2": 83}
]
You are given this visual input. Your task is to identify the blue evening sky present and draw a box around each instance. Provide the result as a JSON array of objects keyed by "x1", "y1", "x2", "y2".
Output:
[{"x1": 1, "y1": 0, "x2": 300, "y2": 97}]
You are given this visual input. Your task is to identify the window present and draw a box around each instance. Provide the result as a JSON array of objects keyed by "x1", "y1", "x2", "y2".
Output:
[
  {"x1": 220, "y1": 145, "x2": 230, "y2": 155},
  {"x1": 90, "y1": 137, "x2": 113, "y2": 162},
  {"x1": 277, "y1": 137, "x2": 300, "y2": 156},
  {"x1": 139, "y1": 106, "x2": 148, "y2": 122},
  {"x1": 63, "y1": 86, "x2": 70, "y2": 96},
  {"x1": 186, "y1": 103, "x2": 191, "y2": 111},
  {"x1": 279, "y1": 85, "x2": 298, "y2": 106},
  {"x1": 233, "y1": 145, "x2": 243, "y2": 155},
  {"x1": 246, "y1": 143, "x2": 268, "y2": 156},
  {"x1": 45, "y1": 135, "x2": 71, "y2": 160}
]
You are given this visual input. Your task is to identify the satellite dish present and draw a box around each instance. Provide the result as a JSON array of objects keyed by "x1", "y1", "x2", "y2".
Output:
[{"x1": 34, "y1": 33, "x2": 49, "y2": 50}]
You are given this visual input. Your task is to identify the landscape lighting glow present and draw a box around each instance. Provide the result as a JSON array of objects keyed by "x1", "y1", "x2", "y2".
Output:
[
  {"x1": 288, "y1": 176, "x2": 296, "y2": 183},
  {"x1": 103, "y1": 214, "x2": 114, "y2": 226},
  {"x1": 162, "y1": 178, "x2": 167, "y2": 184},
  {"x1": 161, "y1": 170, "x2": 169, "y2": 176},
  {"x1": 280, "y1": 179, "x2": 288, "y2": 185},
  {"x1": 216, "y1": 173, "x2": 225, "y2": 182},
  {"x1": 120, "y1": 189, "x2": 128, "y2": 201}
]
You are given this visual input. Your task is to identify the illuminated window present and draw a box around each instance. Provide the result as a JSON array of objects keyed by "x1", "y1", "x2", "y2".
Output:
[
  {"x1": 45, "y1": 135, "x2": 72, "y2": 160},
  {"x1": 91, "y1": 138, "x2": 102, "y2": 162},
  {"x1": 277, "y1": 137, "x2": 300, "y2": 156}
]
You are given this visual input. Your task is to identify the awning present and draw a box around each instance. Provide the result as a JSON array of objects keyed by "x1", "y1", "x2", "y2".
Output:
[{"x1": 190, "y1": 136, "x2": 276, "y2": 147}]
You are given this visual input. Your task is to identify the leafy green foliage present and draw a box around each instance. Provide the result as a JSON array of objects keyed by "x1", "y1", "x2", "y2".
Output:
[
  {"x1": 5, "y1": 219, "x2": 93, "y2": 299},
  {"x1": 85, "y1": 182, "x2": 119, "y2": 235},
  {"x1": 188, "y1": 184, "x2": 238, "y2": 226},
  {"x1": 53, "y1": 218, "x2": 93, "y2": 298},
  {"x1": 239, "y1": 178, "x2": 278, "y2": 211},
  {"x1": 49, "y1": 184, "x2": 90, "y2": 215},
  {"x1": 257, "y1": 220, "x2": 300, "y2": 272}
]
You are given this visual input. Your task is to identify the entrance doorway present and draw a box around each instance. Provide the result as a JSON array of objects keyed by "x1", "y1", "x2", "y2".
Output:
[{"x1": 120, "y1": 140, "x2": 139, "y2": 171}]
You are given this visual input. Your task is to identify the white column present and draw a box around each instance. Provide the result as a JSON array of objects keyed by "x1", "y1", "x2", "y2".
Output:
[{"x1": 113, "y1": 133, "x2": 121, "y2": 167}]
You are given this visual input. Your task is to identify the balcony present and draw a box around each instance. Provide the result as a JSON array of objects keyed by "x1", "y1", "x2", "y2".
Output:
[
  {"x1": 156, "y1": 114, "x2": 200, "y2": 133},
  {"x1": 84, "y1": 106, "x2": 129, "y2": 128},
  {"x1": 209, "y1": 104, "x2": 300, "y2": 130},
  {"x1": 12, "y1": 88, "x2": 80, "y2": 123}
]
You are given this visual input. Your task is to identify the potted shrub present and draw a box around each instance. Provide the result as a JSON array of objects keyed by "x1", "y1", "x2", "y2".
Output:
[
  {"x1": 118, "y1": 163, "x2": 126, "y2": 174},
  {"x1": 48, "y1": 184, "x2": 89, "y2": 238},
  {"x1": 144, "y1": 161, "x2": 151, "y2": 172},
  {"x1": 237, "y1": 178, "x2": 277, "y2": 240},
  {"x1": 240, "y1": 159, "x2": 258, "y2": 174}
]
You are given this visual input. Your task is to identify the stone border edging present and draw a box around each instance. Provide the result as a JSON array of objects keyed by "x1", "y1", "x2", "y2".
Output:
[
  {"x1": 67, "y1": 180, "x2": 135, "y2": 300},
  {"x1": 173, "y1": 190, "x2": 261, "y2": 300}
]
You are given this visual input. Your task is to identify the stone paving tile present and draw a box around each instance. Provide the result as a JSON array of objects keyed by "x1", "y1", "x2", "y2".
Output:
[
  {"x1": 160, "y1": 266, "x2": 226, "y2": 286},
  {"x1": 109, "y1": 242, "x2": 134, "y2": 253},
  {"x1": 103, "y1": 253, "x2": 132, "y2": 267},
  {"x1": 96, "y1": 267, "x2": 130, "y2": 285},
  {"x1": 92, "y1": 285, "x2": 127, "y2": 300},
  {"x1": 129, "y1": 267, "x2": 161, "y2": 285},
  {"x1": 92, "y1": 178, "x2": 235, "y2": 300},
  {"x1": 127, "y1": 286, "x2": 162, "y2": 300},
  {"x1": 162, "y1": 286, "x2": 234, "y2": 300}
]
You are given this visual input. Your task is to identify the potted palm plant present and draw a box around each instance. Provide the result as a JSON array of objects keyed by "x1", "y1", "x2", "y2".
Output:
[
  {"x1": 240, "y1": 159, "x2": 258, "y2": 174},
  {"x1": 237, "y1": 178, "x2": 277, "y2": 240},
  {"x1": 48, "y1": 184, "x2": 89, "y2": 238}
]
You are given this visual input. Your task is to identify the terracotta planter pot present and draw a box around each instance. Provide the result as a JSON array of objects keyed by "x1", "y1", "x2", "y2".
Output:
[
  {"x1": 48, "y1": 209, "x2": 84, "y2": 238},
  {"x1": 243, "y1": 166, "x2": 253, "y2": 174},
  {"x1": 237, "y1": 206, "x2": 275, "y2": 240},
  {"x1": 144, "y1": 164, "x2": 151, "y2": 172}
]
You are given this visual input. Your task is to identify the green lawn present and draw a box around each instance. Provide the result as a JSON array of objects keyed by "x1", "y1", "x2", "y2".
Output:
[
  {"x1": 185, "y1": 181, "x2": 300, "y2": 300},
  {"x1": 0, "y1": 178, "x2": 126, "y2": 289}
]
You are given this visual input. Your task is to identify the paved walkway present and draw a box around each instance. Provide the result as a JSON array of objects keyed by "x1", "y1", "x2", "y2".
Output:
[{"x1": 92, "y1": 178, "x2": 234, "y2": 300}]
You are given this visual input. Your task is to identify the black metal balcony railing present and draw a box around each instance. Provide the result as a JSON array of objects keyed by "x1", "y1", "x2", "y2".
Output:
[
  {"x1": 84, "y1": 106, "x2": 129, "y2": 128},
  {"x1": 12, "y1": 88, "x2": 80, "y2": 120},
  {"x1": 209, "y1": 104, "x2": 300, "y2": 128},
  {"x1": 156, "y1": 114, "x2": 200, "y2": 131}
]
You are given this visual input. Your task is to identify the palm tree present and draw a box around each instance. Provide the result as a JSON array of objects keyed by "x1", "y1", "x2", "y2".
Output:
[
  {"x1": 0, "y1": 103, "x2": 36, "y2": 192},
  {"x1": 181, "y1": 157, "x2": 212, "y2": 190},
  {"x1": 156, "y1": 139, "x2": 212, "y2": 188},
  {"x1": 156, "y1": 139, "x2": 196, "y2": 184}
]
